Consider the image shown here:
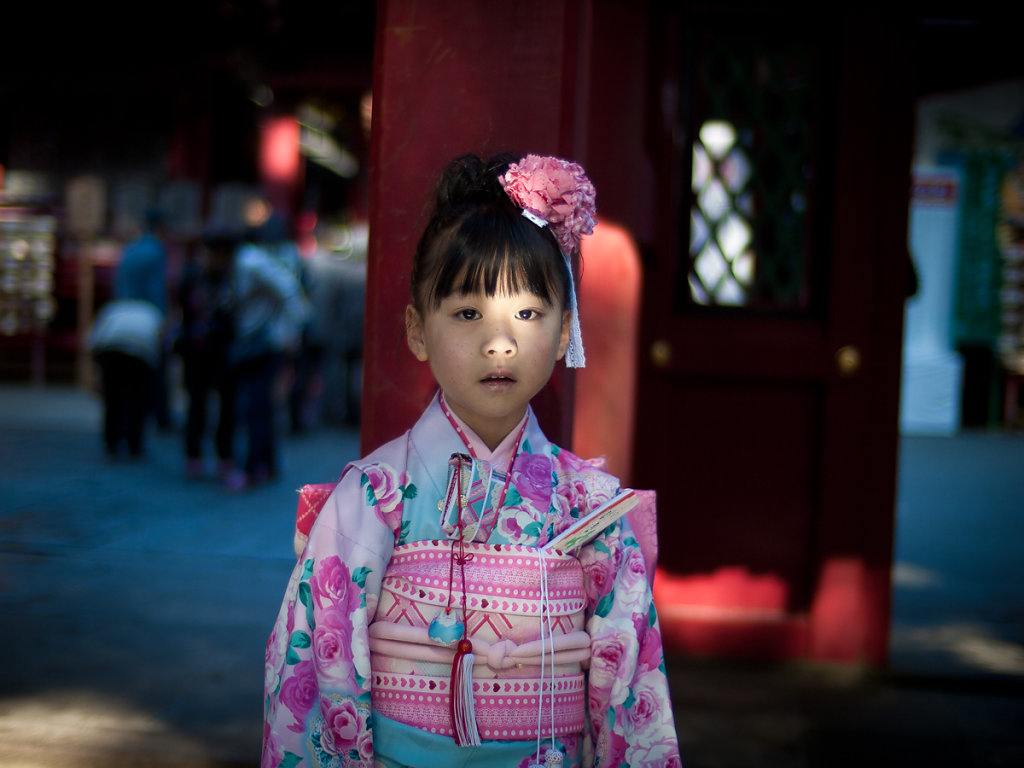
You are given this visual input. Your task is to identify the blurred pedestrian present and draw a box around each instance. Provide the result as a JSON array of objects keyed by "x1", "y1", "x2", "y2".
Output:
[
  {"x1": 250, "y1": 211, "x2": 317, "y2": 434},
  {"x1": 87, "y1": 298, "x2": 164, "y2": 458},
  {"x1": 228, "y1": 221, "x2": 311, "y2": 489},
  {"x1": 115, "y1": 207, "x2": 172, "y2": 429},
  {"x1": 174, "y1": 230, "x2": 238, "y2": 480}
]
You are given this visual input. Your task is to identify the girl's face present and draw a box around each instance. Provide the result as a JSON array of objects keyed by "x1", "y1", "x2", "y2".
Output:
[{"x1": 406, "y1": 288, "x2": 570, "y2": 450}]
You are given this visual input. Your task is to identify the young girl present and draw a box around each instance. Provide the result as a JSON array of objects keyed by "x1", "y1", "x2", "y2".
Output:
[{"x1": 263, "y1": 153, "x2": 681, "y2": 768}]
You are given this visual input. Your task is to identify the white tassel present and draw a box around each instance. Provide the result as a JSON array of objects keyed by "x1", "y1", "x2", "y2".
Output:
[
  {"x1": 563, "y1": 254, "x2": 586, "y2": 368},
  {"x1": 450, "y1": 638, "x2": 480, "y2": 746}
]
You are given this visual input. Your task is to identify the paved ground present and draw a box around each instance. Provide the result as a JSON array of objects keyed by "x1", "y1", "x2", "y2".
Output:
[{"x1": 0, "y1": 383, "x2": 1022, "y2": 767}]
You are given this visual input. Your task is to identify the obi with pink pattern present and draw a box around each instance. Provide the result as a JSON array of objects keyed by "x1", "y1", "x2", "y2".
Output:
[{"x1": 369, "y1": 540, "x2": 589, "y2": 740}]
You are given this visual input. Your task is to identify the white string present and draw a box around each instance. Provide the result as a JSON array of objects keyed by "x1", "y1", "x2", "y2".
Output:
[
  {"x1": 534, "y1": 549, "x2": 547, "y2": 766},
  {"x1": 545, "y1": 556, "x2": 556, "y2": 752}
]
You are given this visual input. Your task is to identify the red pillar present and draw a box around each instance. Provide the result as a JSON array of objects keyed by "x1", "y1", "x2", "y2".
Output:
[{"x1": 362, "y1": 0, "x2": 591, "y2": 453}]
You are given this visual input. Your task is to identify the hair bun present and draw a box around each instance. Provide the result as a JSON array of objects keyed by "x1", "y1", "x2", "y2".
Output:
[{"x1": 433, "y1": 153, "x2": 519, "y2": 211}]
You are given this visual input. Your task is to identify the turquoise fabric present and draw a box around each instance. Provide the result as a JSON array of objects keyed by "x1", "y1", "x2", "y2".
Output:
[{"x1": 373, "y1": 713, "x2": 579, "y2": 768}]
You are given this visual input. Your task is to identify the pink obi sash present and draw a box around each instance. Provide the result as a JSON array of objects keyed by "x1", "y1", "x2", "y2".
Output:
[{"x1": 369, "y1": 540, "x2": 588, "y2": 740}]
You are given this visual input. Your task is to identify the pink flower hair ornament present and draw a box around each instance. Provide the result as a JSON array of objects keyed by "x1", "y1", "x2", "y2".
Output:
[
  {"x1": 499, "y1": 155, "x2": 597, "y2": 257},
  {"x1": 499, "y1": 155, "x2": 597, "y2": 368}
]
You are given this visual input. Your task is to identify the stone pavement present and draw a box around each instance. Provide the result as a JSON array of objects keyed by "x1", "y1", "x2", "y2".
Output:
[{"x1": 1, "y1": 383, "x2": 1022, "y2": 767}]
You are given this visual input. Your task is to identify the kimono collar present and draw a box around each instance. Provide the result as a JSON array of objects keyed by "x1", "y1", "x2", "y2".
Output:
[
  {"x1": 438, "y1": 392, "x2": 529, "y2": 473},
  {"x1": 409, "y1": 393, "x2": 550, "y2": 514}
]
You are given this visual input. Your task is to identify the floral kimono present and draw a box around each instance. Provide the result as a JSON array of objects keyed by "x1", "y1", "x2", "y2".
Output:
[{"x1": 263, "y1": 393, "x2": 681, "y2": 768}]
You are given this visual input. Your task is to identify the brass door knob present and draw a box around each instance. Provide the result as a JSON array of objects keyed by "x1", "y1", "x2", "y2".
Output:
[
  {"x1": 835, "y1": 345, "x2": 861, "y2": 377},
  {"x1": 651, "y1": 339, "x2": 672, "y2": 368}
]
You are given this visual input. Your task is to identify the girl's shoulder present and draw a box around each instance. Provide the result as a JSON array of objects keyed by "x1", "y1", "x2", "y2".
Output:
[
  {"x1": 344, "y1": 429, "x2": 412, "y2": 478},
  {"x1": 294, "y1": 431, "x2": 414, "y2": 556}
]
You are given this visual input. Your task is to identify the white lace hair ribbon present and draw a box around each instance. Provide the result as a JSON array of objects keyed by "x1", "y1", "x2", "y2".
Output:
[
  {"x1": 518, "y1": 209, "x2": 586, "y2": 369},
  {"x1": 562, "y1": 259, "x2": 586, "y2": 369}
]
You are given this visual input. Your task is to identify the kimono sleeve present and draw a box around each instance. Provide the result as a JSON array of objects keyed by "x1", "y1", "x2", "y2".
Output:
[
  {"x1": 579, "y1": 517, "x2": 682, "y2": 768},
  {"x1": 262, "y1": 463, "x2": 398, "y2": 768}
]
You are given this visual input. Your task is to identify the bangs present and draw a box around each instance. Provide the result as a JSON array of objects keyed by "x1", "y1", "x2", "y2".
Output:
[{"x1": 418, "y1": 204, "x2": 568, "y2": 310}]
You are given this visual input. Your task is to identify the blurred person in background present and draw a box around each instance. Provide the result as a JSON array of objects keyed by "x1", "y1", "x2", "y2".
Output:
[
  {"x1": 115, "y1": 206, "x2": 172, "y2": 429},
  {"x1": 87, "y1": 298, "x2": 164, "y2": 459},
  {"x1": 174, "y1": 230, "x2": 239, "y2": 481},
  {"x1": 249, "y1": 210, "x2": 318, "y2": 434},
  {"x1": 227, "y1": 219, "x2": 311, "y2": 489}
]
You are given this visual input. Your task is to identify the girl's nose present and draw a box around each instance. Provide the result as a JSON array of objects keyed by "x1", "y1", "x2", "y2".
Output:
[{"x1": 483, "y1": 325, "x2": 516, "y2": 357}]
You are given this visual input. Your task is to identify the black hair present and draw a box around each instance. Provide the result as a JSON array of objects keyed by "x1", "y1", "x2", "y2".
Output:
[{"x1": 410, "y1": 153, "x2": 572, "y2": 313}]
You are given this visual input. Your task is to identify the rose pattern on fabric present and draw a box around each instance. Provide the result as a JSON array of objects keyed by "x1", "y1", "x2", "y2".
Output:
[
  {"x1": 265, "y1": 618, "x2": 288, "y2": 697},
  {"x1": 510, "y1": 451, "x2": 555, "y2": 506},
  {"x1": 628, "y1": 672, "x2": 667, "y2": 735},
  {"x1": 262, "y1": 721, "x2": 283, "y2": 768},
  {"x1": 587, "y1": 623, "x2": 639, "y2": 719},
  {"x1": 312, "y1": 610, "x2": 357, "y2": 689},
  {"x1": 579, "y1": 546, "x2": 616, "y2": 605},
  {"x1": 361, "y1": 463, "x2": 414, "y2": 542},
  {"x1": 279, "y1": 660, "x2": 318, "y2": 732},
  {"x1": 616, "y1": 546, "x2": 650, "y2": 608},
  {"x1": 636, "y1": 616, "x2": 666, "y2": 675},
  {"x1": 632, "y1": 740, "x2": 684, "y2": 768},
  {"x1": 496, "y1": 502, "x2": 547, "y2": 544},
  {"x1": 550, "y1": 473, "x2": 587, "y2": 523},
  {"x1": 549, "y1": 452, "x2": 619, "y2": 539},
  {"x1": 263, "y1": 399, "x2": 680, "y2": 767},
  {"x1": 579, "y1": 521, "x2": 679, "y2": 768},
  {"x1": 265, "y1": 547, "x2": 376, "y2": 767},
  {"x1": 312, "y1": 556, "x2": 363, "y2": 615},
  {"x1": 594, "y1": 724, "x2": 629, "y2": 768},
  {"x1": 311, "y1": 557, "x2": 373, "y2": 689},
  {"x1": 318, "y1": 695, "x2": 371, "y2": 759},
  {"x1": 307, "y1": 695, "x2": 373, "y2": 768}
]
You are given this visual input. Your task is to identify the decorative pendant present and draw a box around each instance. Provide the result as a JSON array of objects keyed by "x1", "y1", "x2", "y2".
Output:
[
  {"x1": 529, "y1": 747, "x2": 563, "y2": 768},
  {"x1": 439, "y1": 453, "x2": 475, "y2": 537},
  {"x1": 545, "y1": 748, "x2": 564, "y2": 767},
  {"x1": 427, "y1": 608, "x2": 464, "y2": 647}
]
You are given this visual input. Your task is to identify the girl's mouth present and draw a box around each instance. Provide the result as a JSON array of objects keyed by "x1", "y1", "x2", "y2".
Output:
[{"x1": 481, "y1": 372, "x2": 516, "y2": 387}]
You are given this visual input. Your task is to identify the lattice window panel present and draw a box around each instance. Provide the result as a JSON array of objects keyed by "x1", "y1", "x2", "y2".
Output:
[{"x1": 684, "y1": 36, "x2": 818, "y2": 310}]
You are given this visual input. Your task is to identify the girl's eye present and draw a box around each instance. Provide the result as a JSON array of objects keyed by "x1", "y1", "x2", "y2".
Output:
[
  {"x1": 456, "y1": 308, "x2": 480, "y2": 321},
  {"x1": 517, "y1": 309, "x2": 540, "y2": 320}
]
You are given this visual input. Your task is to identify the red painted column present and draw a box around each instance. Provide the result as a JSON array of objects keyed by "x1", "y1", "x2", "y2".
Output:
[{"x1": 362, "y1": 0, "x2": 591, "y2": 453}]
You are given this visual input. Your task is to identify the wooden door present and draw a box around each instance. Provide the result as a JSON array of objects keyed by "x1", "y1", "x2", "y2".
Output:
[{"x1": 632, "y1": 8, "x2": 914, "y2": 664}]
